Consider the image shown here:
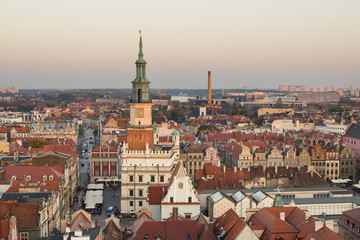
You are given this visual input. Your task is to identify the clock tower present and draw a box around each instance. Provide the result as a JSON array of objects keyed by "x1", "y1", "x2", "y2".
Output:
[{"x1": 127, "y1": 34, "x2": 154, "y2": 151}]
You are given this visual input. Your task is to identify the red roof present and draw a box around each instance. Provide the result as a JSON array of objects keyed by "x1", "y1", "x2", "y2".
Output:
[
  {"x1": 303, "y1": 226, "x2": 345, "y2": 240},
  {"x1": 6, "y1": 179, "x2": 60, "y2": 193},
  {"x1": 249, "y1": 207, "x2": 316, "y2": 240},
  {"x1": 43, "y1": 145, "x2": 78, "y2": 159},
  {"x1": 148, "y1": 186, "x2": 164, "y2": 205},
  {"x1": 2, "y1": 166, "x2": 64, "y2": 183},
  {"x1": 0, "y1": 201, "x2": 41, "y2": 229},
  {"x1": 213, "y1": 209, "x2": 246, "y2": 240}
]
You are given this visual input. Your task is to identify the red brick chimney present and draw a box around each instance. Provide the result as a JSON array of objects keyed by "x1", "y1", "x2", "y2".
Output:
[{"x1": 173, "y1": 207, "x2": 178, "y2": 221}]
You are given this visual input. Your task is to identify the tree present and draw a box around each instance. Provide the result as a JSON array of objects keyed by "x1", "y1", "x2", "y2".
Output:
[
  {"x1": 328, "y1": 106, "x2": 344, "y2": 113},
  {"x1": 28, "y1": 139, "x2": 48, "y2": 148},
  {"x1": 93, "y1": 124, "x2": 99, "y2": 137},
  {"x1": 277, "y1": 135, "x2": 285, "y2": 142},
  {"x1": 231, "y1": 102, "x2": 240, "y2": 115},
  {"x1": 78, "y1": 124, "x2": 85, "y2": 137}
]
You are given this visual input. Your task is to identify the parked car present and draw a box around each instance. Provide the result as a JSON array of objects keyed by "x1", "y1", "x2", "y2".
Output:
[{"x1": 106, "y1": 206, "x2": 114, "y2": 217}]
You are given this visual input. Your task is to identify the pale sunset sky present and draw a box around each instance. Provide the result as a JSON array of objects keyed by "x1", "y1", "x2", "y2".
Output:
[{"x1": 0, "y1": 0, "x2": 359, "y2": 89}]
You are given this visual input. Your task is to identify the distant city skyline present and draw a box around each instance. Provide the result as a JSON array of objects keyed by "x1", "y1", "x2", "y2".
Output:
[{"x1": 1, "y1": 0, "x2": 359, "y2": 90}]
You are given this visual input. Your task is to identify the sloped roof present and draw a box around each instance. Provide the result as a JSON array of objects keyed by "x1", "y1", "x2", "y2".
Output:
[
  {"x1": 344, "y1": 122, "x2": 360, "y2": 140},
  {"x1": 0, "y1": 201, "x2": 41, "y2": 229},
  {"x1": 213, "y1": 209, "x2": 246, "y2": 240},
  {"x1": 148, "y1": 186, "x2": 164, "y2": 205},
  {"x1": 249, "y1": 207, "x2": 315, "y2": 240},
  {"x1": 2, "y1": 166, "x2": 64, "y2": 183},
  {"x1": 71, "y1": 209, "x2": 93, "y2": 232},
  {"x1": 341, "y1": 207, "x2": 360, "y2": 222},
  {"x1": 134, "y1": 219, "x2": 216, "y2": 240},
  {"x1": 6, "y1": 179, "x2": 60, "y2": 193},
  {"x1": 303, "y1": 225, "x2": 345, "y2": 240},
  {"x1": 251, "y1": 191, "x2": 270, "y2": 203},
  {"x1": 231, "y1": 190, "x2": 247, "y2": 203}
]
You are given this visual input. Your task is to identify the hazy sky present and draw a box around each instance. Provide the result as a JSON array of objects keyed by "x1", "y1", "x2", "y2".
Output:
[{"x1": 1, "y1": 0, "x2": 359, "y2": 90}]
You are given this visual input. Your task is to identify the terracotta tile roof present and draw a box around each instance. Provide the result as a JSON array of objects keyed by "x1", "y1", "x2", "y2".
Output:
[
  {"x1": 184, "y1": 145, "x2": 203, "y2": 154},
  {"x1": 303, "y1": 226, "x2": 346, "y2": 240},
  {"x1": 0, "y1": 201, "x2": 41, "y2": 229},
  {"x1": 43, "y1": 145, "x2": 78, "y2": 159},
  {"x1": 2, "y1": 166, "x2": 64, "y2": 183},
  {"x1": 249, "y1": 207, "x2": 300, "y2": 240},
  {"x1": 6, "y1": 179, "x2": 60, "y2": 193},
  {"x1": 148, "y1": 186, "x2": 164, "y2": 205},
  {"x1": 294, "y1": 171, "x2": 329, "y2": 188},
  {"x1": 213, "y1": 209, "x2": 246, "y2": 240},
  {"x1": 134, "y1": 219, "x2": 216, "y2": 240},
  {"x1": 104, "y1": 219, "x2": 123, "y2": 240}
]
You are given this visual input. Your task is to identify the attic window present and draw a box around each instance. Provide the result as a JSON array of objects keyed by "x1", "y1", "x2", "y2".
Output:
[
  {"x1": 49, "y1": 175, "x2": 54, "y2": 180},
  {"x1": 43, "y1": 175, "x2": 47, "y2": 181},
  {"x1": 11, "y1": 175, "x2": 16, "y2": 181},
  {"x1": 144, "y1": 234, "x2": 149, "y2": 239},
  {"x1": 26, "y1": 175, "x2": 31, "y2": 181}
]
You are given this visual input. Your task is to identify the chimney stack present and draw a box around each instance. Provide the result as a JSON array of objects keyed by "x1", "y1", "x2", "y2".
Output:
[
  {"x1": 280, "y1": 212, "x2": 285, "y2": 221},
  {"x1": 208, "y1": 71, "x2": 211, "y2": 105},
  {"x1": 173, "y1": 207, "x2": 179, "y2": 221}
]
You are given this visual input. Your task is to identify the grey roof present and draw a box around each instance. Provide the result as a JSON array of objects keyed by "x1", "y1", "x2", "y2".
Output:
[
  {"x1": 251, "y1": 191, "x2": 270, "y2": 203},
  {"x1": 208, "y1": 191, "x2": 233, "y2": 204},
  {"x1": 1, "y1": 192, "x2": 52, "y2": 203},
  {"x1": 40, "y1": 227, "x2": 102, "y2": 240},
  {"x1": 283, "y1": 197, "x2": 360, "y2": 206},
  {"x1": 231, "y1": 190, "x2": 247, "y2": 203},
  {"x1": 198, "y1": 186, "x2": 349, "y2": 195},
  {"x1": 344, "y1": 123, "x2": 360, "y2": 140}
]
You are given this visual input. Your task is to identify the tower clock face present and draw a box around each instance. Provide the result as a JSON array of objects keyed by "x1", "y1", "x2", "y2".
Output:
[{"x1": 135, "y1": 109, "x2": 144, "y2": 118}]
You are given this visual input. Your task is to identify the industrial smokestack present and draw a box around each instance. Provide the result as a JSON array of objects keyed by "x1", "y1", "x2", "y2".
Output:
[{"x1": 208, "y1": 71, "x2": 211, "y2": 105}]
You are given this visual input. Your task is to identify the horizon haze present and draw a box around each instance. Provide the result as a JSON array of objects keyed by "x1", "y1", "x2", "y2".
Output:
[{"x1": 1, "y1": 0, "x2": 359, "y2": 90}]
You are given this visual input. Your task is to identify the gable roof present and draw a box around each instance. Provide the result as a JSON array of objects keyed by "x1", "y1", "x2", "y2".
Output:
[
  {"x1": 213, "y1": 209, "x2": 246, "y2": 240},
  {"x1": 71, "y1": 209, "x2": 93, "y2": 232},
  {"x1": 303, "y1": 225, "x2": 345, "y2": 240},
  {"x1": 249, "y1": 206, "x2": 316, "y2": 240}
]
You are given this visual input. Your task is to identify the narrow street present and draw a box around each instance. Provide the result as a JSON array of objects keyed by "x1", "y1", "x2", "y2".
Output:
[{"x1": 71, "y1": 128, "x2": 131, "y2": 227}]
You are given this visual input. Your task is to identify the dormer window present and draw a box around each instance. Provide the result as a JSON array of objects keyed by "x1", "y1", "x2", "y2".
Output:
[
  {"x1": 49, "y1": 175, "x2": 54, "y2": 180},
  {"x1": 26, "y1": 175, "x2": 31, "y2": 181},
  {"x1": 11, "y1": 175, "x2": 16, "y2": 181},
  {"x1": 43, "y1": 175, "x2": 47, "y2": 181}
]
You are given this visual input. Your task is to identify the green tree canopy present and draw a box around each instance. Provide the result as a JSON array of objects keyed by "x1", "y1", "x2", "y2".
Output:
[{"x1": 28, "y1": 139, "x2": 48, "y2": 148}]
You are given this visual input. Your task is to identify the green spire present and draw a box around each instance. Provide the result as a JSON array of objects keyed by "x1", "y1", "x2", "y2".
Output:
[
  {"x1": 132, "y1": 33, "x2": 151, "y2": 103},
  {"x1": 136, "y1": 36, "x2": 146, "y2": 64}
]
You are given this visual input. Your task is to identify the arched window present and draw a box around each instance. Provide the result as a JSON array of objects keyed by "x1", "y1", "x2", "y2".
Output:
[{"x1": 138, "y1": 89, "x2": 142, "y2": 103}]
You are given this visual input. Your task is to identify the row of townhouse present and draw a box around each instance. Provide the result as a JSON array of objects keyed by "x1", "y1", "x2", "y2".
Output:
[{"x1": 221, "y1": 140, "x2": 357, "y2": 181}]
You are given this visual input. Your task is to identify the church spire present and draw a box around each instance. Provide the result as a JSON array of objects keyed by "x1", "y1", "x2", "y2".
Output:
[
  {"x1": 136, "y1": 34, "x2": 146, "y2": 64},
  {"x1": 132, "y1": 32, "x2": 150, "y2": 103}
]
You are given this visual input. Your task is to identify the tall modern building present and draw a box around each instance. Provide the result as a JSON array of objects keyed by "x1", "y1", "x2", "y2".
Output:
[{"x1": 120, "y1": 35, "x2": 180, "y2": 214}]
